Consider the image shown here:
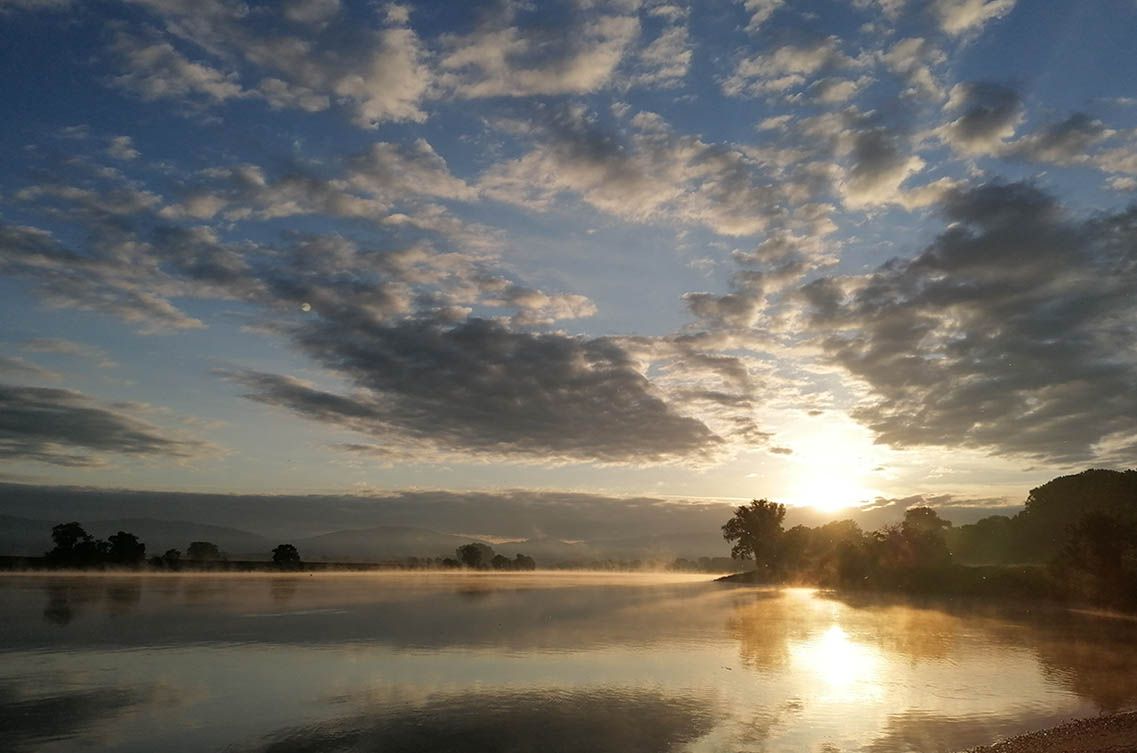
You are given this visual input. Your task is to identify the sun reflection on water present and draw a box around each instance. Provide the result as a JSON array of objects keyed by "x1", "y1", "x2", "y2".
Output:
[{"x1": 791, "y1": 624, "x2": 883, "y2": 703}]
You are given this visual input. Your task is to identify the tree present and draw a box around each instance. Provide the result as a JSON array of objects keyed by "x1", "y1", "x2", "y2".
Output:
[
  {"x1": 45, "y1": 522, "x2": 106, "y2": 566},
  {"x1": 107, "y1": 531, "x2": 146, "y2": 565},
  {"x1": 457, "y1": 542, "x2": 495, "y2": 569},
  {"x1": 491, "y1": 553, "x2": 511, "y2": 570},
  {"x1": 900, "y1": 507, "x2": 952, "y2": 568},
  {"x1": 187, "y1": 541, "x2": 222, "y2": 561},
  {"x1": 1054, "y1": 512, "x2": 1137, "y2": 603},
  {"x1": 513, "y1": 553, "x2": 536, "y2": 571},
  {"x1": 722, "y1": 499, "x2": 786, "y2": 571},
  {"x1": 272, "y1": 543, "x2": 302, "y2": 569}
]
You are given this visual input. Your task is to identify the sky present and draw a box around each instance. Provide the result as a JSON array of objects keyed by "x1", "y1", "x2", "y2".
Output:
[{"x1": 1, "y1": 0, "x2": 1136, "y2": 522}]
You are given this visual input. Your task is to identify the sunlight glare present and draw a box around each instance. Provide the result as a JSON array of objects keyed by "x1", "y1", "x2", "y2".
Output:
[{"x1": 791, "y1": 625, "x2": 883, "y2": 703}]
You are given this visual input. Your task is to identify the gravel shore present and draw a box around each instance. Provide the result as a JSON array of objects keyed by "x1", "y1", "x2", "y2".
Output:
[{"x1": 963, "y1": 711, "x2": 1137, "y2": 753}]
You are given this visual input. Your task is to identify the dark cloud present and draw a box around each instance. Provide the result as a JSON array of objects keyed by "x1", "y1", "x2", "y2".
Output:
[
  {"x1": 799, "y1": 181, "x2": 1137, "y2": 463},
  {"x1": 0, "y1": 383, "x2": 211, "y2": 466},
  {"x1": 940, "y1": 82, "x2": 1023, "y2": 155},
  {"x1": 0, "y1": 222, "x2": 205, "y2": 332},
  {"x1": 5, "y1": 148, "x2": 738, "y2": 465},
  {"x1": 225, "y1": 315, "x2": 722, "y2": 463},
  {"x1": 1006, "y1": 112, "x2": 1111, "y2": 165},
  {"x1": 0, "y1": 356, "x2": 59, "y2": 382}
]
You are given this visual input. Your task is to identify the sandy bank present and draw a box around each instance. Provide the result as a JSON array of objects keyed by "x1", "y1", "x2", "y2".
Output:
[{"x1": 963, "y1": 711, "x2": 1137, "y2": 752}]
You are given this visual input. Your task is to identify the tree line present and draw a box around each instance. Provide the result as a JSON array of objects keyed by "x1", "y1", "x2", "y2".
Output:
[
  {"x1": 43, "y1": 522, "x2": 303, "y2": 570},
  {"x1": 721, "y1": 469, "x2": 1137, "y2": 607},
  {"x1": 451, "y1": 542, "x2": 537, "y2": 570}
]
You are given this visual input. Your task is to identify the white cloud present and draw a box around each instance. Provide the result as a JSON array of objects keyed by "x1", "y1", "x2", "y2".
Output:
[
  {"x1": 881, "y1": 37, "x2": 945, "y2": 99},
  {"x1": 740, "y1": 0, "x2": 784, "y2": 32},
  {"x1": 931, "y1": 0, "x2": 1016, "y2": 36},
  {"x1": 106, "y1": 136, "x2": 140, "y2": 161},
  {"x1": 440, "y1": 13, "x2": 639, "y2": 98},
  {"x1": 723, "y1": 37, "x2": 856, "y2": 98}
]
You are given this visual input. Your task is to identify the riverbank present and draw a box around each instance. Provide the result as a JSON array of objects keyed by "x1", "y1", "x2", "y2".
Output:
[
  {"x1": 716, "y1": 563, "x2": 1060, "y2": 602},
  {"x1": 962, "y1": 710, "x2": 1137, "y2": 752}
]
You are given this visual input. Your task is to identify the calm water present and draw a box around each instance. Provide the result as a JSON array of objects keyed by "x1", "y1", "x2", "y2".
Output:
[{"x1": 2, "y1": 573, "x2": 1137, "y2": 753}]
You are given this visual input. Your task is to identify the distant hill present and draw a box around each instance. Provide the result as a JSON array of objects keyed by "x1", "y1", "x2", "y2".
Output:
[
  {"x1": 0, "y1": 515, "x2": 272, "y2": 559},
  {"x1": 296, "y1": 525, "x2": 494, "y2": 561},
  {"x1": 0, "y1": 514, "x2": 53, "y2": 556},
  {"x1": 86, "y1": 518, "x2": 273, "y2": 559},
  {"x1": 587, "y1": 530, "x2": 730, "y2": 560}
]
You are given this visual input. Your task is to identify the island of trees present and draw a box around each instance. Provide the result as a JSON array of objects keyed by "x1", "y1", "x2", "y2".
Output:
[
  {"x1": 11, "y1": 522, "x2": 541, "y2": 573},
  {"x1": 720, "y1": 468, "x2": 1137, "y2": 609}
]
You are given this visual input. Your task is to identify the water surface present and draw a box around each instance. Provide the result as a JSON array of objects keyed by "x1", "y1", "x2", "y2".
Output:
[{"x1": 2, "y1": 572, "x2": 1136, "y2": 752}]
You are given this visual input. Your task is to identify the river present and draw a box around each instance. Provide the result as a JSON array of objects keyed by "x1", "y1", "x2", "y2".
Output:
[{"x1": 2, "y1": 572, "x2": 1135, "y2": 752}]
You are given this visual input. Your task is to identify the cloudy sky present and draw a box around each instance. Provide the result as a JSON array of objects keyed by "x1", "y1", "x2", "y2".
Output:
[{"x1": 1, "y1": 0, "x2": 1135, "y2": 516}]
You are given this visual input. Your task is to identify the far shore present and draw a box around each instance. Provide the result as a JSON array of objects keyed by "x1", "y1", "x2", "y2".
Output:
[{"x1": 960, "y1": 710, "x2": 1137, "y2": 752}]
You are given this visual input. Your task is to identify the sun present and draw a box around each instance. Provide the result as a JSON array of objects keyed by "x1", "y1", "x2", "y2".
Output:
[
  {"x1": 785, "y1": 470, "x2": 877, "y2": 513},
  {"x1": 764, "y1": 414, "x2": 885, "y2": 514}
]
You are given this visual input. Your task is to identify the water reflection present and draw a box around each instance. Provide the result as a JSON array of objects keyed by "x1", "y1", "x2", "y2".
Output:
[
  {"x1": 790, "y1": 625, "x2": 881, "y2": 703},
  {"x1": 250, "y1": 688, "x2": 717, "y2": 753},
  {"x1": 2, "y1": 574, "x2": 1137, "y2": 752},
  {"x1": 0, "y1": 682, "x2": 147, "y2": 753}
]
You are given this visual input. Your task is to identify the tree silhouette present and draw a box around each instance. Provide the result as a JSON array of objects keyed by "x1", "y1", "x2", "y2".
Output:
[
  {"x1": 107, "y1": 531, "x2": 146, "y2": 566},
  {"x1": 900, "y1": 507, "x2": 952, "y2": 568},
  {"x1": 272, "y1": 543, "x2": 302, "y2": 569},
  {"x1": 457, "y1": 542, "x2": 495, "y2": 569},
  {"x1": 513, "y1": 553, "x2": 536, "y2": 571},
  {"x1": 45, "y1": 522, "x2": 108, "y2": 566},
  {"x1": 722, "y1": 499, "x2": 786, "y2": 571},
  {"x1": 187, "y1": 541, "x2": 222, "y2": 561}
]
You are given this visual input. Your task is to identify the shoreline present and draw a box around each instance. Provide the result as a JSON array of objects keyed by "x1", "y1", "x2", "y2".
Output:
[{"x1": 961, "y1": 711, "x2": 1137, "y2": 752}]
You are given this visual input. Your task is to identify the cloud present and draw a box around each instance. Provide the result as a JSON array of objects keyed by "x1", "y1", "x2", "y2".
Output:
[
  {"x1": 6, "y1": 164, "x2": 728, "y2": 466},
  {"x1": 0, "y1": 223, "x2": 206, "y2": 332},
  {"x1": 159, "y1": 138, "x2": 480, "y2": 241},
  {"x1": 439, "y1": 7, "x2": 639, "y2": 98},
  {"x1": 880, "y1": 37, "x2": 946, "y2": 99},
  {"x1": 111, "y1": 0, "x2": 432, "y2": 126},
  {"x1": 931, "y1": 0, "x2": 1016, "y2": 36},
  {"x1": 0, "y1": 0, "x2": 71, "y2": 13},
  {"x1": 223, "y1": 315, "x2": 723, "y2": 464},
  {"x1": 739, "y1": 0, "x2": 785, "y2": 32},
  {"x1": 722, "y1": 37, "x2": 856, "y2": 98},
  {"x1": 798, "y1": 109, "x2": 956, "y2": 209},
  {"x1": 479, "y1": 106, "x2": 819, "y2": 237},
  {"x1": 110, "y1": 30, "x2": 245, "y2": 105},
  {"x1": 281, "y1": 0, "x2": 339, "y2": 25},
  {"x1": 797, "y1": 182, "x2": 1137, "y2": 463},
  {"x1": 939, "y1": 82, "x2": 1023, "y2": 155},
  {"x1": 1006, "y1": 113, "x2": 1113, "y2": 166},
  {"x1": 0, "y1": 356, "x2": 60, "y2": 382},
  {"x1": 21, "y1": 338, "x2": 117, "y2": 368},
  {"x1": 106, "y1": 136, "x2": 140, "y2": 161},
  {"x1": 0, "y1": 383, "x2": 212, "y2": 466},
  {"x1": 629, "y1": 22, "x2": 691, "y2": 87}
]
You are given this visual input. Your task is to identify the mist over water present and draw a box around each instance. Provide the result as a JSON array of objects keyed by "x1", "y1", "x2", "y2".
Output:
[{"x1": 2, "y1": 573, "x2": 1136, "y2": 753}]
